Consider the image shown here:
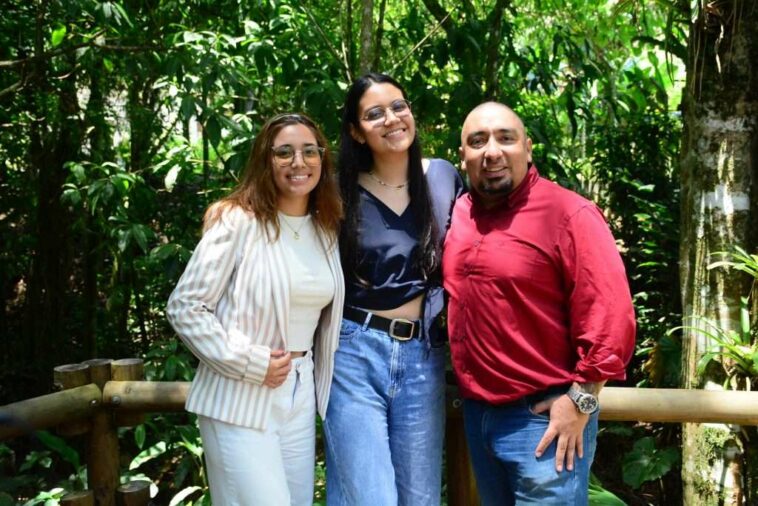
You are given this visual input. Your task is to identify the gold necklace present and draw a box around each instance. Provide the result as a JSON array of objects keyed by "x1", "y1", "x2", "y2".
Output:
[
  {"x1": 368, "y1": 171, "x2": 408, "y2": 190},
  {"x1": 279, "y1": 214, "x2": 308, "y2": 240}
]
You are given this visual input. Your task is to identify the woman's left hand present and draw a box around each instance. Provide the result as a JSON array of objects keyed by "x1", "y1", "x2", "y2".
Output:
[{"x1": 263, "y1": 350, "x2": 292, "y2": 388}]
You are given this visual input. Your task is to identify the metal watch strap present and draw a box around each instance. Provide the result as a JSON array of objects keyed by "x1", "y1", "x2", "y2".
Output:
[{"x1": 567, "y1": 387, "x2": 599, "y2": 414}]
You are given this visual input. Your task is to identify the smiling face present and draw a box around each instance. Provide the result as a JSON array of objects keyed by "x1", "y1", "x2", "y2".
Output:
[
  {"x1": 460, "y1": 103, "x2": 533, "y2": 208},
  {"x1": 271, "y1": 123, "x2": 322, "y2": 215},
  {"x1": 351, "y1": 82, "x2": 416, "y2": 157}
]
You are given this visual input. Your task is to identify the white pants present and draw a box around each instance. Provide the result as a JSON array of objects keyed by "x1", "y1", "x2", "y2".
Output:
[{"x1": 198, "y1": 353, "x2": 316, "y2": 506}]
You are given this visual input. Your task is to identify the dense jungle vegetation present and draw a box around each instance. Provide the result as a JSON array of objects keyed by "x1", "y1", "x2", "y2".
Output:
[{"x1": 1, "y1": 0, "x2": 756, "y2": 504}]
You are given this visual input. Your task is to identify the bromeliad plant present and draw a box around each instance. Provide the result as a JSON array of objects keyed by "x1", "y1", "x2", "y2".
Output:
[
  {"x1": 692, "y1": 296, "x2": 758, "y2": 390},
  {"x1": 672, "y1": 247, "x2": 758, "y2": 391}
]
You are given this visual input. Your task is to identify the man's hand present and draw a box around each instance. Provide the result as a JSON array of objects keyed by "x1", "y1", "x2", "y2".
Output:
[
  {"x1": 263, "y1": 350, "x2": 291, "y2": 388},
  {"x1": 532, "y1": 394, "x2": 589, "y2": 472}
]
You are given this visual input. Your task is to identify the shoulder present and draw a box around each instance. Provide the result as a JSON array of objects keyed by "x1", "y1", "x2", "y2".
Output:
[
  {"x1": 535, "y1": 178, "x2": 608, "y2": 233},
  {"x1": 203, "y1": 201, "x2": 256, "y2": 234},
  {"x1": 424, "y1": 158, "x2": 459, "y2": 177},
  {"x1": 425, "y1": 158, "x2": 464, "y2": 192},
  {"x1": 536, "y1": 177, "x2": 596, "y2": 214}
]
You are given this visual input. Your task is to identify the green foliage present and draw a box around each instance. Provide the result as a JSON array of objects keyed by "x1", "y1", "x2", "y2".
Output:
[
  {"x1": 709, "y1": 247, "x2": 758, "y2": 295},
  {"x1": 622, "y1": 437, "x2": 680, "y2": 490},
  {"x1": 20, "y1": 488, "x2": 67, "y2": 506},
  {"x1": 692, "y1": 298, "x2": 757, "y2": 382},
  {"x1": 589, "y1": 473, "x2": 627, "y2": 505},
  {"x1": 675, "y1": 248, "x2": 758, "y2": 390},
  {"x1": 119, "y1": 417, "x2": 209, "y2": 504},
  {"x1": 0, "y1": 437, "x2": 86, "y2": 506},
  {"x1": 1, "y1": 0, "x2": 688, "y2": 503},
  {"x1": 34, "y1": 432, "x2": 80, "y2": 473}
]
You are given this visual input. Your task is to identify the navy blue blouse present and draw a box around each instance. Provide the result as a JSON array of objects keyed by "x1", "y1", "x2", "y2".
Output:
[{"x1": 345, "y1": 158, "x2": 465, "y2": 345}]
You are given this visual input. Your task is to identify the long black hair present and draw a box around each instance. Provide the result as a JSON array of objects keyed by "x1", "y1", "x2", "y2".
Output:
[{"x1": 338, "y1": 73, "x2": 440, "y2": 284}]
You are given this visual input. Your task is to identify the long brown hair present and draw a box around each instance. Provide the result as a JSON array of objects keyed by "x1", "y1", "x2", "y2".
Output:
[{"x1": 204, "y1": 113, "x2": 342, "y2": 242}]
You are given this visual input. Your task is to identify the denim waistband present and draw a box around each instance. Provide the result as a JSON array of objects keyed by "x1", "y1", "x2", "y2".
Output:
[{"x1": 343, "y1": 306, "x2": 421, "y2": 341}]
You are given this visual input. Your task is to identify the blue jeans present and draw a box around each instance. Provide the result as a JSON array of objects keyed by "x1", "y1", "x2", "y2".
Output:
[
  {"x1": 463, "y1": 396, "x2": 599, "y2": 506},
  {"x1": 324, "y1": 317, "x2": 445, "y2": 506}
]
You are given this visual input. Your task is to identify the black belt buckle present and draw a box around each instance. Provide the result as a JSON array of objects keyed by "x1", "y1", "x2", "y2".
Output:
[{"x1": 388, "y1": 318, "x2": 415, "y2": 341}]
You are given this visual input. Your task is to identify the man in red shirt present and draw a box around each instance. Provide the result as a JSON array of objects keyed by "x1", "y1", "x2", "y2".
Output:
[{"x1": 442, "y1": 102, "x2": 636, "y2": 505}]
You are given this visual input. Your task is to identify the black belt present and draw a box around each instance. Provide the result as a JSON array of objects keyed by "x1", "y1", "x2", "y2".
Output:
[{"x1": 343, "y1": 306, "x2": 421, "y2": 341}]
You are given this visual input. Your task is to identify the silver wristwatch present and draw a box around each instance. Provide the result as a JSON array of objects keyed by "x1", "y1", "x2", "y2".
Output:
[{"x1": 567, "y1": 387, "x2": 599, "y2": 414}]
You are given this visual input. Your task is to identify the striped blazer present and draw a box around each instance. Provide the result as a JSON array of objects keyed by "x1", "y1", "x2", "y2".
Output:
[{"x1": 167, "y1": 206, "x2": 344, "y2": 429}]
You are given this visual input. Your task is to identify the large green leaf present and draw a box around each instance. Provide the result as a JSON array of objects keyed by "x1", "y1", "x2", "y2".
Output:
[
  {"x1": 622, "y1": 437, "x2": 679, "y2": 489},
  {"x1": 35, "y1": 431, "x2": 80, "y2": 470},
  {"x1": 129, "y1": 441, "x2": 168, "y2": 470},
  {"x1": 51, "y1": 24, "x2": 66, "y2": 47}
]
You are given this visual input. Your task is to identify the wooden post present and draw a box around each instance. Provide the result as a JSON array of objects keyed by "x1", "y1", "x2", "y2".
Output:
[
  {"x1": 60, "y1": 490, "x2": 95, "y2": 506},
  {"x1": 110, "y1": 359, "x2": 145, "y2": 427},
  {"x1": 445, "y1": 380, "x2": 479, "y2": 506},
  {"x1": 53, "y1": 363, "x2": 92, "y2": 436},
  {"x1": 116, "y1": 480, "x2": 151, "y2": 506},
  {"x1": 54, "y1": 364, "x2": 91, "y2": 391},
  {"x1": 84, "y1": 358, "x2": 119, "y2": 506}
]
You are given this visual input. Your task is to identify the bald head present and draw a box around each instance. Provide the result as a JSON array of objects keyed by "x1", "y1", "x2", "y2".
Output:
[
  {"x1": 459, "y1": 101, "x2": 532, "y2": 208},
  {"x1": 461, "y1": 102, "x2": 525, "y2": 145}
]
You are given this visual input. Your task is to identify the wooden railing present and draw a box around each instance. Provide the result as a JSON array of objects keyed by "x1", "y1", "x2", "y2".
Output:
[{"x1": 3, "y1": 358, "x2": 758, "y2": 505}]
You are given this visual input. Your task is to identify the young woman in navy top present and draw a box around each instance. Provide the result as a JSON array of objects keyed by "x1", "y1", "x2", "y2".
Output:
[{"x1": 324, "y1": 73, "x2": 463, "y2": 505}]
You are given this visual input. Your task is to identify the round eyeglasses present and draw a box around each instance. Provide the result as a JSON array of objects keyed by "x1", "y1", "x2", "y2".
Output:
[
  {"x1": 271, "y1": 145, "x2": 325, "y2": 167},
  {"x1": 361, "y1": 99, "x2": 412, "y2": 123}
]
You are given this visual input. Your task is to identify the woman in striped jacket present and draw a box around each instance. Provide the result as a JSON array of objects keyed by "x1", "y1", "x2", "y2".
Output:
[{"x1": 167, "y1": 113, "x2": 344, "y2": 505}]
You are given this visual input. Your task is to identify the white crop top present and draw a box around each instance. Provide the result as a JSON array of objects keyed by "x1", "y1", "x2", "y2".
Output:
[{"x1": 278, "y1": 212, "x2": 335, "y2": 352}]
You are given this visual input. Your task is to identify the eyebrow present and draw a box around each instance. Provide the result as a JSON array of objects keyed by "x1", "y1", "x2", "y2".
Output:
[
  {"x1": 364, "y1": 99, "x2": 405, "y2": 109},
  {"x1": 273, "y1": 142, "x2": 319, "y2": 148},
  {"x1": 466, "y1": 128, "x2": 518, "y2": 142}
]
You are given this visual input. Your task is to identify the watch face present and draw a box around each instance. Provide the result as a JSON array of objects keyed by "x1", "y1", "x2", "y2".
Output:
[{"x1": 577, "y1": 394, "x2": 598, "y2": 414}]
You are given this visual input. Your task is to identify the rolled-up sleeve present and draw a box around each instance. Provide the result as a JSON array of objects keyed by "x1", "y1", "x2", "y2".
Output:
[
  {"x1": 559, "y1": 205, "x2": 636, "y2": 383},
  {"x1": 166, "y1": 210, "x2": 270, "y2": 384}
]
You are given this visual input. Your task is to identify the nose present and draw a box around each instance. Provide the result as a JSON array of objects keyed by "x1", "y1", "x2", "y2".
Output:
[
  {"x1": 483, "y1": 137, "x2": 502, "y2": 159},
  {"x1": 291, "y1": 150, "x2": 306, "y2": 167},
  {"x1": 383, "y1": 107, "x2": 401, "y2": 124}
]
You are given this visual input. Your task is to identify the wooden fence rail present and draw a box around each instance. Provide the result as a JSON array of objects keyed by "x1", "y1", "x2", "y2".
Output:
[
  {"x1": 3, "y1": 358, "x2": 758, "y2": 505},
  {"x1": 99, "y1": 381, "x2": 758, "y2": 424}
]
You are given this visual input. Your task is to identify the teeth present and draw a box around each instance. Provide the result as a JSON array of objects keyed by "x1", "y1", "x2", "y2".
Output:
[
  {"x1": 289, "y1": 175, "x2": 309, "y2": 181},
  {"x1": 385, "y1": 129, "x2": 404, "y2": 136}
]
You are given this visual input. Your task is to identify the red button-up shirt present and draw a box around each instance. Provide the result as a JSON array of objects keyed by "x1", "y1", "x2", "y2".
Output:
[{"x1": 442, "y1": 166, "x2": 636, "y2": 404}]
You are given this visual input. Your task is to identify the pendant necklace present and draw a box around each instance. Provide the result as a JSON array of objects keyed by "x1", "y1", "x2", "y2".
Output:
[
  {"x1": 280, "y1": 213, "x2": 308, "y2": 240},
  {"x1": 368, "y1": 170, "x2": 408, "y2": 190}
]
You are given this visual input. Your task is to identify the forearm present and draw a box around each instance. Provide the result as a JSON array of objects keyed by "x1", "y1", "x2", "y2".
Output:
[{"x1": 570, "y1": 380, "x2": 606, "y2": 396}]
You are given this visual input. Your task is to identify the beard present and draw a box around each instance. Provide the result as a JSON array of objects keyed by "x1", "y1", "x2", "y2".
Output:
[{"x1": 476, "y1": 174, "x2": 513, "y2": 197}]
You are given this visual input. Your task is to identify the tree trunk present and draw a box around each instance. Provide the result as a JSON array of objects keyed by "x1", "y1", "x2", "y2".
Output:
[
  {"x1": 342, "y1": 0, "x2": 355, "y2": 75},
  {"x1": 372, "y1": 0, "x2": 387, "y2": 71},
  {"x1": 357, "y1": 0, "x2": 374, "y2": 74},
  {"x1": 679, "y1": 2, "x2": 758, "y2": 504},
  {"x1": 23, "y1": 4, "x2": 84, "y2": 392},
  {"x1": 484, "y1": 0, "x2": 510, "y2": 100},
  {"x1": 82, "y1": 61, "x2": 112, "y2": 358}
]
